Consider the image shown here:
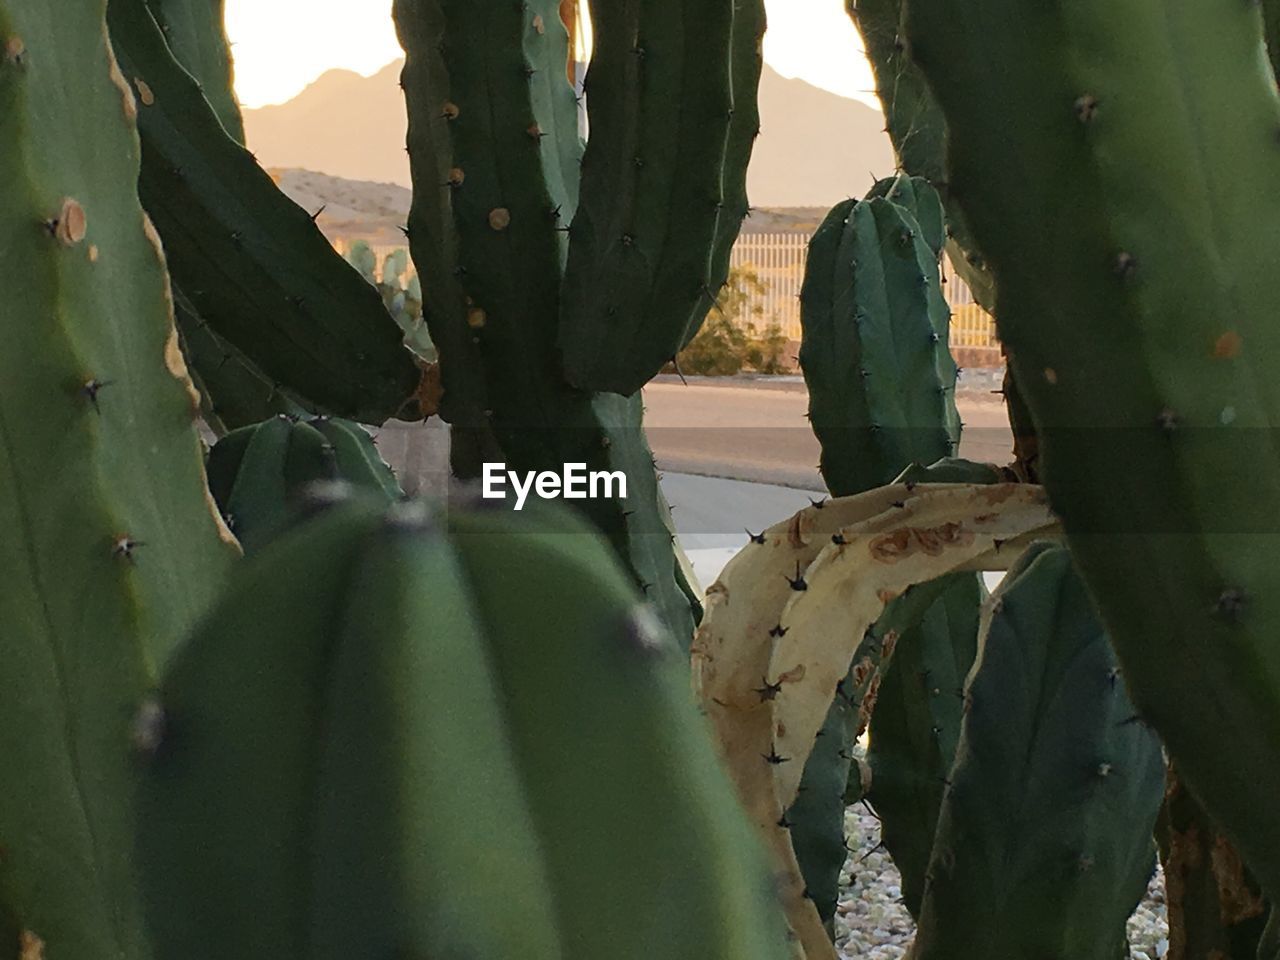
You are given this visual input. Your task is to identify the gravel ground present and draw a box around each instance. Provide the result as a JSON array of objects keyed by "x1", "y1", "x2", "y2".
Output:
[{"x1": 835, "y1": 799, "x2": 1170, "y2": 958}]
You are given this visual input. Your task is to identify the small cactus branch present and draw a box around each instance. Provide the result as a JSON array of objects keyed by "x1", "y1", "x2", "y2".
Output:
[{"x1": 107, "y1": 0, "x2": 419, "y2": 423}]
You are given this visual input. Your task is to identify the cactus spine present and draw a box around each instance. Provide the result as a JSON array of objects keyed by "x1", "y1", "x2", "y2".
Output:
[
  {"x1": 106, "y1": 0, "x2": 419, "y2": 424},
  {"x1": 906, "y1": 0, "x2": 1280, "y2": 899},
  {"x1": 0, "y1": 3, "x2": 237, "y2": 957},
  {"x1": 138, "y1": 497, "x2": 791, "y2": 960},
  {"x1": 913, "y1": 544, "x2": 1165, "y2": 958}
]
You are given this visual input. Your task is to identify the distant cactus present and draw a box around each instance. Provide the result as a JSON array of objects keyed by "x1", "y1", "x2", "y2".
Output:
[
  {"x1": 344, "y1": 242, "x2": 433, "y2": 359},
  {"x1": 799, "y1": 179, "x2": 960, "y2": 498},
  {"x1": 206, "y1": 415, "x2": 401, "y2": 553}
]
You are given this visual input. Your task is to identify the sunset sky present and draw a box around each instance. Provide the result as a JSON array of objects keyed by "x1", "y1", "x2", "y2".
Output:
[{"x1": 225, "y1": 0, "x2": 879, "y2": 110}]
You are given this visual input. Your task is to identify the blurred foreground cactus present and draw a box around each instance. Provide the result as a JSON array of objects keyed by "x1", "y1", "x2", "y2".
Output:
[{"x1": 138, "y1": 495, "x2": 791, "y2": 960}]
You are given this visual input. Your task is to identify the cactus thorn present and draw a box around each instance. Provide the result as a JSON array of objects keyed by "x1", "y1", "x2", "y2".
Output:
[
  {"x1": 1215, "y1": 588, "x2": 1248, "y2": 623},
  {"x1": 831, "y1": 532, "x2": 848, "y2": 545},
  {"x1": 746, "y1": 529, "x2": 767, "y2": 544},
  {"x1": 763, "y1": 747, "x2": 790, "y2": 765},
  {"x1": 809, "y1": 497, "x2": 827, "y2": 509},
  {"x1": 1156, "y1": 407, "x2": 1180, "y2": 432},
  {"x1": 754, "y1": 677, "x2": 784, "y2": 702},
  {"x1": 112, "y1": 536, "x2": 144, "y2": 562},
  {"x1": 79, "y1": 378, "x2": 112, "y2": 410},
  {"x1": 309, "y1": 205, "x2": 326, "y2": 222},
  {"x1": 769, "y1": 624, "x2": 789, "y2": 638},
  {"x1": 131, "y1": 697, "x2": 167, "y2": 755},
  {"x1": 785, "y1": 562, "x2": 808, "y2": 591}
]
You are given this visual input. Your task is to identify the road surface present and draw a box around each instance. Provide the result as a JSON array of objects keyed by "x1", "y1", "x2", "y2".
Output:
[{"x1": 643, "y1": 379, "x2": 1012, "y2": 490}]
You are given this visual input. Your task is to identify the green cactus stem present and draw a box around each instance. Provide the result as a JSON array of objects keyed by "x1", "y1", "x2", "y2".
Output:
[
  {"x1": 106, "y1": 0, "x2": 419, "y2": 424},
  {"x1": 866, "y1": 570, "x2": 984, "y2": 918},
  {"x1": 799, "y1": 187, "x2": 960, "y2": 498},
  {"x1": 394, "y1": 0, "x2": 699, "y2": 642},
  {"x1": 913, "y1": 544, "x2": 1165, "y2": 959},
  {"x1": 137, "y1": 496, "x2": 791, "y2": 960},
  {"x1": 0, "y1": 4, "x2": 237, "y2": 958},
  {"x1": 142, "y1": 0, "x2": 243, "y2": 141},
  {"x1": 906, "y1": 0, "x2": 1280, "y2": 899},
  {"x1": 558, "y1": 0, "x2": 766, "y2": 395}
]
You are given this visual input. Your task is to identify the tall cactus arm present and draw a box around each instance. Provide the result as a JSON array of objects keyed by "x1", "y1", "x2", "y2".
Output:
[
  {"x1": 844, "y1": 0, "x2": 996, "y2": 311},
  {"x1": 392, "y1": 0, "x2": 487, "y2": 428},
  {"x1": 0, "y1": 3, "x2": 236, "y2": 958},
  {"x1": 905, "y1": 0, "x2": 1280, "y2": 897},
  {"x1": 559, "y1": 0, "x2": 755, "y2": 394}
]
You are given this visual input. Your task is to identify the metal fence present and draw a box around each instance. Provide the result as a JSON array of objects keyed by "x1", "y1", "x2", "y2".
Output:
[
  {"x1": 332, "y1": 233, "x2": 1000, "y2": 349},
  {"x1": 729, "y1": 232, "x2": 996, "y2": 346}
]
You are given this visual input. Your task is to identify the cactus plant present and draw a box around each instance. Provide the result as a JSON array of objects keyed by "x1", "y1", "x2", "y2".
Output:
[
  {"x1": 174, "y1": 287, "x2": 314, "y2": 432},
  {"x1": 905, "y1": 0, "x2": 1280, "y2": 900},
  {"x1": 394, "y1": 0, "x2": 705, "y2": 642},
  {"x1": 694, "y1": 481, "x2": 1057, "y2": 957},
  {"x1": 344, "y1": 242, "x2": 433, "y2": 359},
  {"x1": 799, "y1": 185, "x2": 960, "y2": 498},
  {"x1": 0, "y1": 4, "x2": 238, "y2": 958},
  {"x1": 794, "y1": 179, "x2": 975, "y2": 932},
  {"x1": 205, "y1": 415, "x2": 401, "y2": 553},
  {"x1": 865, "y1": 570, "x2": 984, "y2": 918},
  {"x1": 912, "y1": 544, "x2": 1166, "y2": 959},
  {"x1": 106, "y1": 0, "x2": 420, "y2": 424},
  {"x1": 558, "y1": 0, "x2": 767, "y2": 394},
  {"x1": 137, "y1": 495, "x2": 791, "y2": 960}
]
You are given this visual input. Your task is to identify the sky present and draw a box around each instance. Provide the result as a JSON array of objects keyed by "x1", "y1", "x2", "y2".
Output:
[{"x1": 225, "y1": 0, "x2": 879, "y2": 110}]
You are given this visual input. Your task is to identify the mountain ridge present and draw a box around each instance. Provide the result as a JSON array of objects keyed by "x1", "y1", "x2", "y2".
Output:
[{"x1": 244, "y1": 59, "x2": 894, "y2": 208}]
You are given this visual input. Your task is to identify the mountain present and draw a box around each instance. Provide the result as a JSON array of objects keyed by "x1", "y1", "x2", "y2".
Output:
[{"x1": 244, "y1": 61, "x2": 894, "y2": 208}]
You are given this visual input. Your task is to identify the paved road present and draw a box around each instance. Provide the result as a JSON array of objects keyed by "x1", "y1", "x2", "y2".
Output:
[{"x1": 643, "y1": 379, "x2": 1013, "y2": 490}]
